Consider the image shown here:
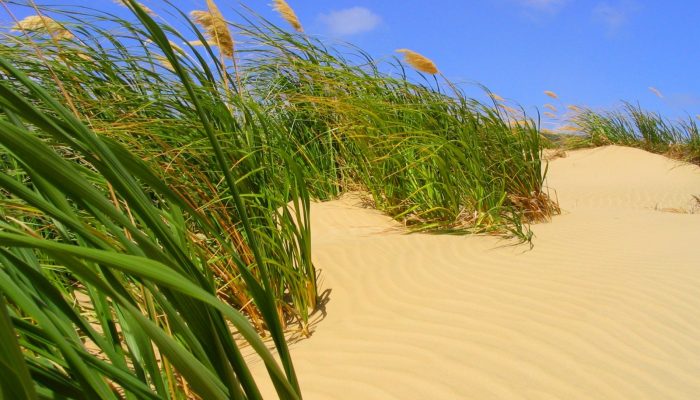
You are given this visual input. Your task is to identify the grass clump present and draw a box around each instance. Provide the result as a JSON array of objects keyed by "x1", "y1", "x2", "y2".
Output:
[
  {"x1": 242, "y1": 18, "x2": 557, "y2": 236},
  {"x1": 572, "y1": 102, "x2": 700, "y2": 164}
]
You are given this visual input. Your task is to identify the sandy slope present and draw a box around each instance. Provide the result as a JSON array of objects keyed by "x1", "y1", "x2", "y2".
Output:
[{"x1": 253, "y1": 146, "x2": 700, "y2": 399}]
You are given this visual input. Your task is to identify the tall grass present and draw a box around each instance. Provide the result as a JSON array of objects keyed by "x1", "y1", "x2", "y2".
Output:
[
  {"x1": 1, "y1": 0, "x2": 557, "y2": 397},
  {"x1": 1, "y1": 1, "x2": 309, "y2": 398},
  {"x1": 0, "y1": 45, "x2": 303, "y2": 400},
  {"x1": 573, "y1": 103, "x2": 700, "y2": 164},
  {"x1": 238, "y1": 15, "x2": 557, "y2": 235},
  {"x1": 2, "y1": 0, "x2": 556, "y2": 237},
  {"x1": 1, "y1": 0, "x2": 318, "y2": 329}
]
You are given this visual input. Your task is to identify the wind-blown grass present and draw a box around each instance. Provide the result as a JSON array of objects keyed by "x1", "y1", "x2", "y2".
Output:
[
  {"x1": 573, "y1": 102, "x2": 700, "y2": 164},
  {"x1": 238, "y1": 16, "x2": 557, "y2": 236},
  {"x1": 0, "y1": 51, "x2": 302, "y2": 400},
  {"x1": 1, "y1": 0, "x2": 318, "y2": 330},
  {"x1": 1, "y1": 2, "x2": 308, "y2": 398},
  {"x1": 1, "y1": 0, "x2": 557, "y2": 397}
]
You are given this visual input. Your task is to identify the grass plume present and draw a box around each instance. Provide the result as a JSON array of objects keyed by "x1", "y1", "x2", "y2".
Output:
[
  {"x1": 11, "y1": 14, "x2": 73, "y2": 39},
  {"x1": 272, "y1": 0, "x2": 304, "y2": 32},
  {"x1": 648, "y1": 86, "x2": 664, "y2": 98},
  {"x1": 544, "y1": 90, "x2": 558, "y2": 99},
  {"x1": 490, "y1": 93, "x2": 505, "y2": 102},
  {"x1": 190, "y1": 0, "x2": 234, "y2": 58},
  {"x1": 114, "y1": 0, "x2": 155, "y2": 15},
  {"x1": 396, "y1": 48, "x2": 439, "y2": 74}
]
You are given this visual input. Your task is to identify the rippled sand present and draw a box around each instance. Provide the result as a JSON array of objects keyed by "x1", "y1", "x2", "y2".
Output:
[{"x1": 254, "y1": 145, "x2": 700, "y2": 399}]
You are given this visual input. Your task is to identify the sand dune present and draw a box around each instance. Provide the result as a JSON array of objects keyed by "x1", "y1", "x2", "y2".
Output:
[{"x1": 253, "y1": 146, "x2": 700, "y2": 399}]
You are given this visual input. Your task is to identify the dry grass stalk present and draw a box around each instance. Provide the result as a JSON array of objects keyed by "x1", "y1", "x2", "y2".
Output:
[
  {"x1": 190, "y1": 0, "x2": 234, "y2": 58},
  {"x1": 544, "y1": 90, "x2": 558, "y2": 99},
  {"x1": 11, "y1": 15, "x2": 73, "y2": 40},
  {"x1": 188, "y1": 39, "x2": 215, "y2": 47},
  {"x1": 557, "y1": 125, "x2": 579, "y2": 132},
  {"x1": 272, "y1": 0, "x2": 303, "y2": 32},
  {"x1": 543, "y1": 148, "x2": 567, "y2": 161},
  {"x1": 395, "y1": 49, "x2": 438, "y2": 75},
  {"x1": 154, "y1": 54, "x2": 174, "y2": 71},
  {"x1": 508, "y1": 191, "x2": 560, "y2": 223}
]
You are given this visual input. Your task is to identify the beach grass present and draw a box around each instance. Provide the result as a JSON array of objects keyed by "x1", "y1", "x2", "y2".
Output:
[
  {"x1": 0, "y1": 0, "x2": 557, "y2": 397},
  {"x1": 562, "y1": 103, "x2": 700, "y2": 164},
  {"x1": 239, "y1": 16, "x2": 557, "y2": 235}
]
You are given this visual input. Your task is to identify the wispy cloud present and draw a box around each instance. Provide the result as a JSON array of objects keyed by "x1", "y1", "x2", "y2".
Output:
[
  {"x1": 664, "y1": 93, "x2": 700, "y2": 109},
  {"x1": 514, "y1": 0, "x2": 568, "y2": 14},
  {"x1": 593, "y1": 1, "x2": 640, "y2": 34},
  {"x1": 318, "y1": 7, "x2": 381, "y2": 36}
]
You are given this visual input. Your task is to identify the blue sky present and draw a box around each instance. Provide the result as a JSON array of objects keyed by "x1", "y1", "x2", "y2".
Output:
[
  {"x1": 6, "y1": 1, "x2": 700, "y2": 122},
  {"x1": 284, "y1": 0, "x2": 699, "y2": 122}
]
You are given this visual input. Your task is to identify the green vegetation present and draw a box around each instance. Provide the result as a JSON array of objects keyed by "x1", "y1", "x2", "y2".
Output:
[
  {"x1": 0, "y1": 1, "x2": 557, "y2": 398},
  {"x1": 565, "y1": 103, "x2": 700, "y2": 164},
  {"x1": 246, "y1": 37, "x2": 557, "y2": 234}
]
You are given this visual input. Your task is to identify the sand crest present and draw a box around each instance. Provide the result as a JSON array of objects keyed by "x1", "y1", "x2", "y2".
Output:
[{"x1": 254, "y1": 145, "x2": 700, "y2": 399}]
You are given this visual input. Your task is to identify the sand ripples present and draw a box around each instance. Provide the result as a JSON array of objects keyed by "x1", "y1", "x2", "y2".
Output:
[{"x1": 253, "y1": 146, "x2": 700, "y2": 399}]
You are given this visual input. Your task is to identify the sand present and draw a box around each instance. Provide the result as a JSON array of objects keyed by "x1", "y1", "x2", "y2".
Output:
[{"x1": 253, "y1": 145, "x2": 700, "y2": 399}]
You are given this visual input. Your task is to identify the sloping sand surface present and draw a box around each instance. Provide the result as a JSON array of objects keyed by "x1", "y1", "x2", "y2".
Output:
[{"x1": 254, "y1": 146, "x2": 700, "y2": 399}]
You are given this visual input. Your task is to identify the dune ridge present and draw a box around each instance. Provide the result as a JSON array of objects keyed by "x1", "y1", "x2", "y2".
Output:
[{"x1": 254, "y1": 146, "x2": 700, "y2": 399}]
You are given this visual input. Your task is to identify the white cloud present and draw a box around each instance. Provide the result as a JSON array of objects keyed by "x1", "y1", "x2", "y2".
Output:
[
  {"x1": 318, "y1": 7, "x2": 381, "y2": 36},
  {"x1": 593, "y1": 1, "x2": 639, "y2": 33}
]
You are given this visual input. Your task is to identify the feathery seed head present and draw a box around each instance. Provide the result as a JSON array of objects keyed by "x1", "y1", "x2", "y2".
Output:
[
  {"x1": 12, "y1": 15, "x2": 73, "y2": 40},
  {"x1": 490, "y1": 93, "x2": 505, "y2": 102},
  {"x1": 544, "y1": 90, "x2": 558, "y2": 99},
  {"x1": 648, "y1": 86, "x2": 664, "y2": 98},
  {"x1": 566, "y1": 105, "x2": 580, "y2": 112},
  {"x1": 543, "y1": 111, "x2": 557, "y2": 118},
  {"x1": 190, "y1": 1, "x2": 234, "y2": 58},
  {"x1": 395, "y1": 49, "x2": 438, "y2": 75},
  {"x1": 114, "y1": 1, "x2": 155, "y2": 16},
  {"x1": 272, "y1": 0, "x2": 303, "y2": 32},
  {"x1": 544, "y1": 103, "x2": 557, "y2": 112},
  {"x1": 498, "y1": 103, "x2": 519, "y2": 116},
  {"x1": 557, "y1": 125, "x2": 579, "y2": 132},
  {"x1": 512, "y1": 119, "x2": 529, "y2": 127}
]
